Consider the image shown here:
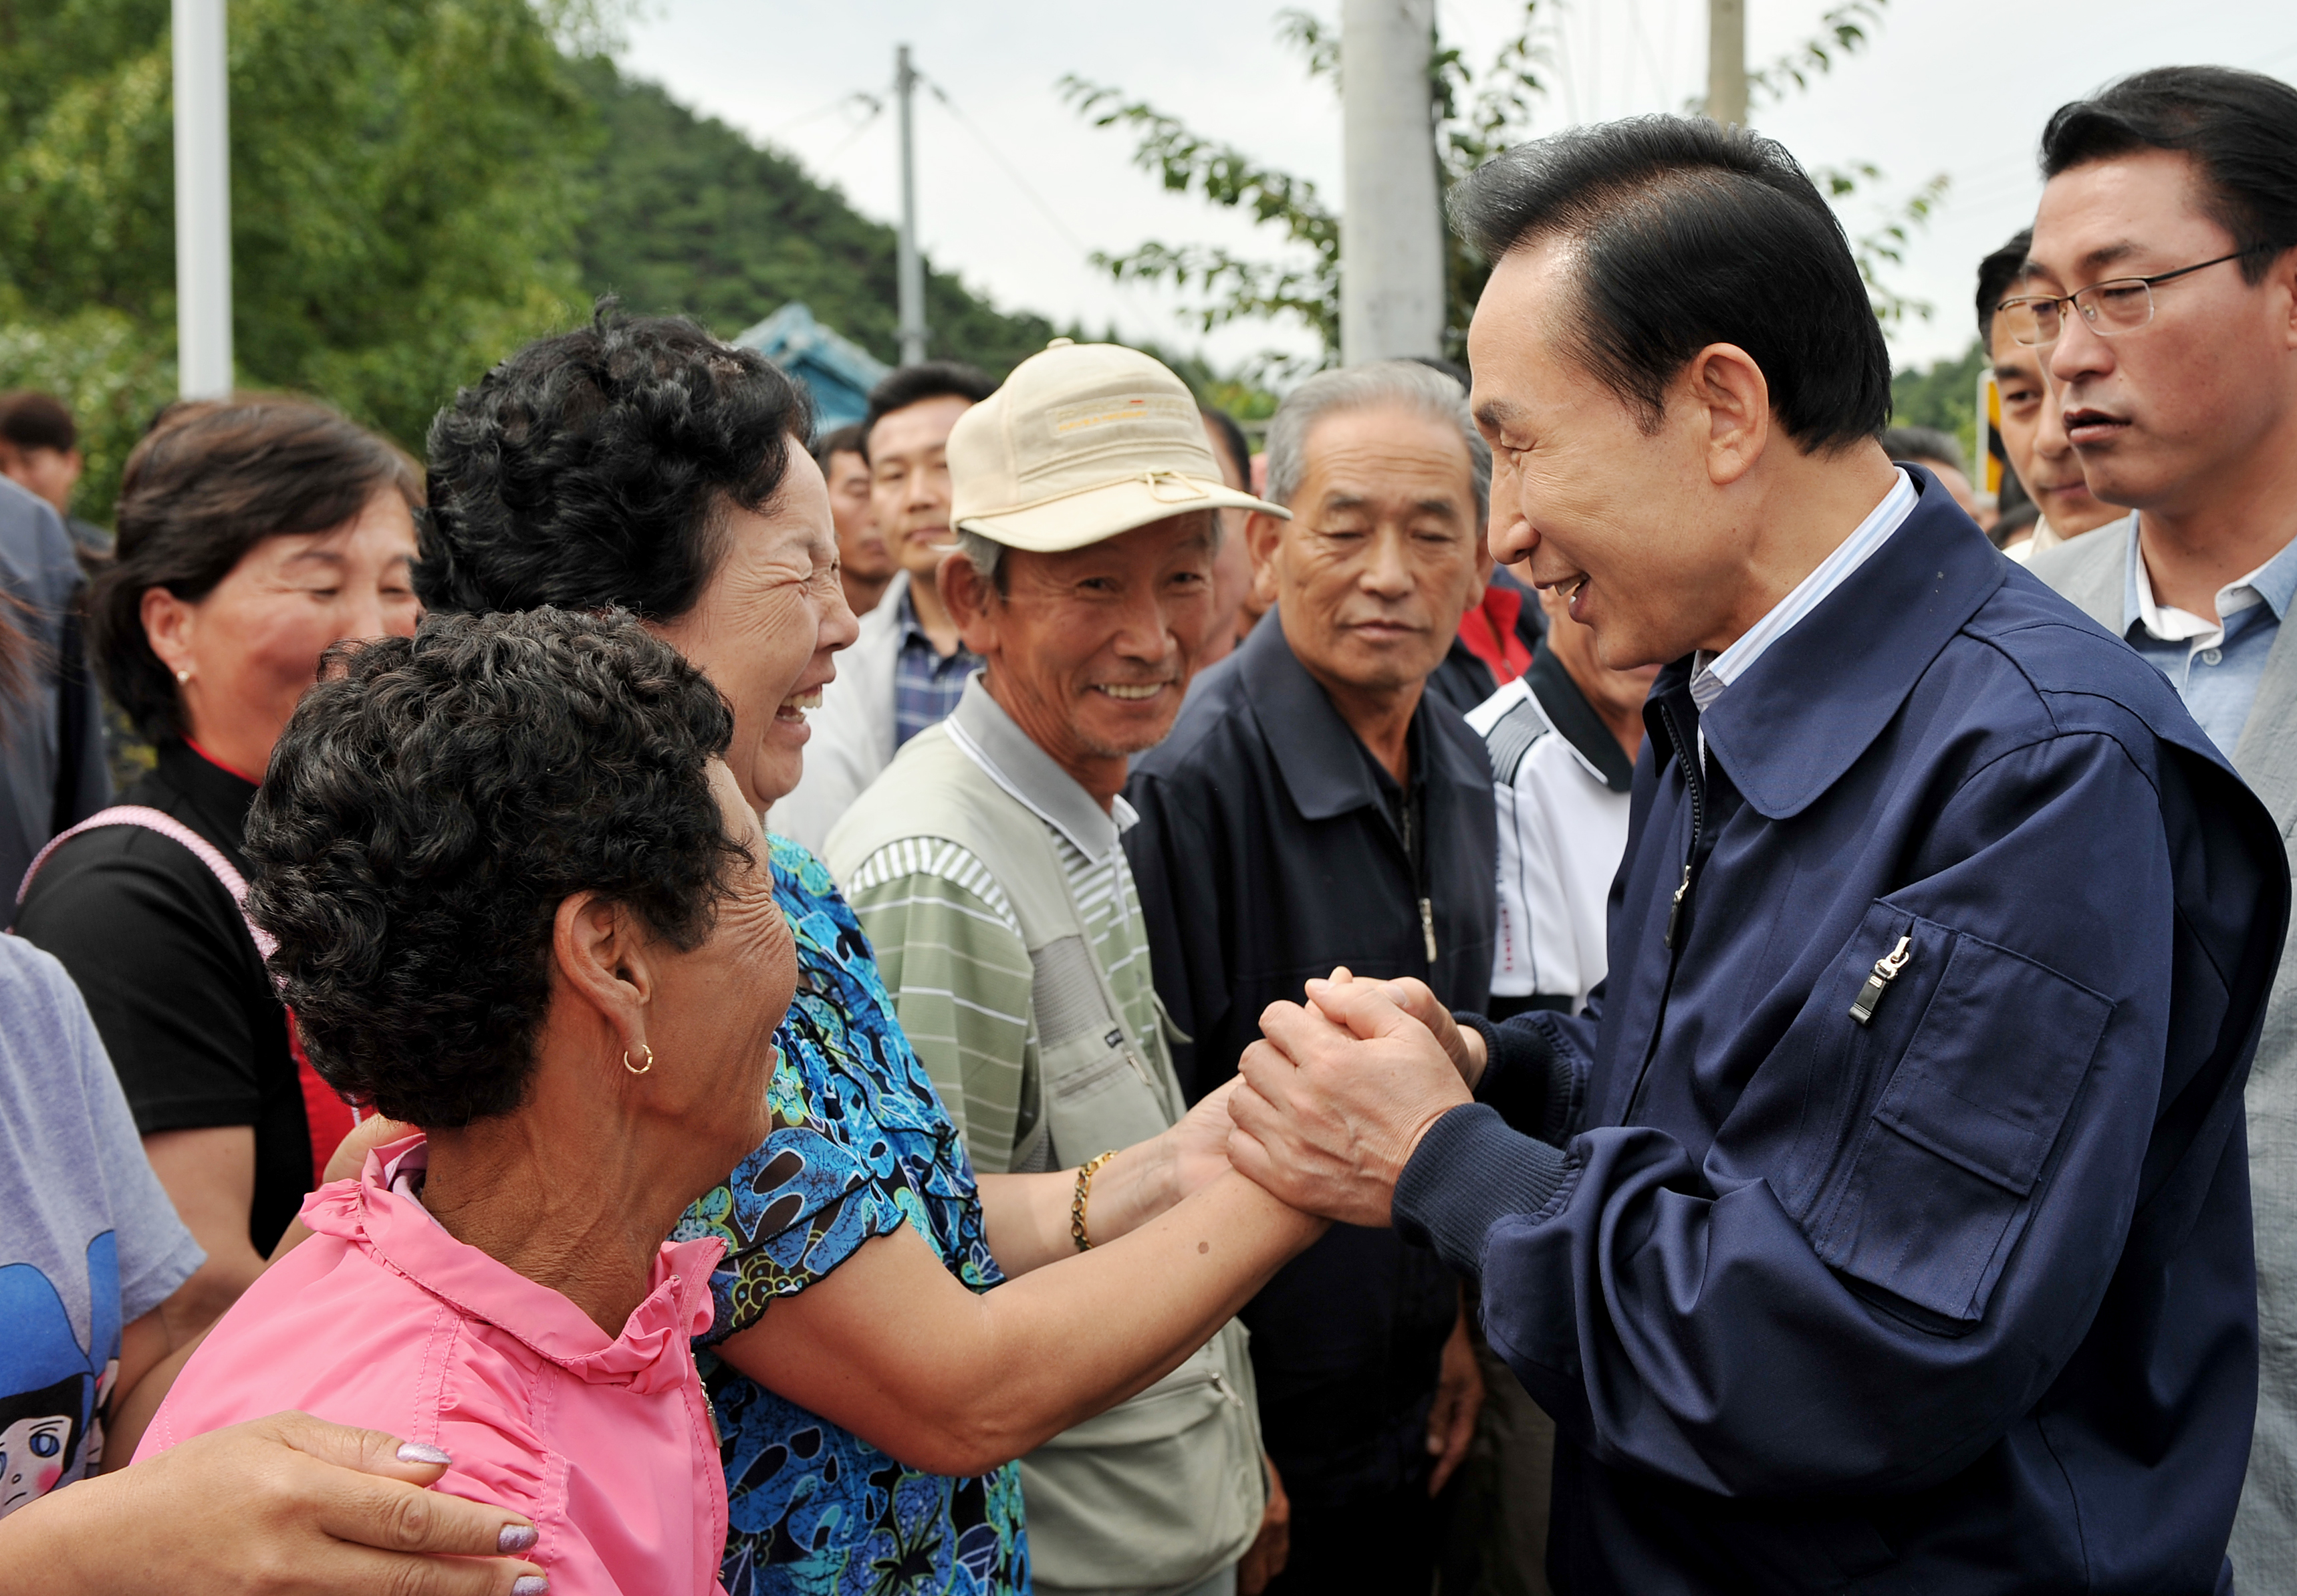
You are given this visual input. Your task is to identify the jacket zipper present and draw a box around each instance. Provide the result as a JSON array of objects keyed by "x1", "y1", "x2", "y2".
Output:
[{"x1": 1625, "y1": 700, "x2": 1709, "y2": 1122}]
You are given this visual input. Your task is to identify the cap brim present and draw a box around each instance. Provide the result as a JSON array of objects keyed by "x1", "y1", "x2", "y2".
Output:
[{"x1": 955, "y1": 475, "x2": 1289, "y2": 553}]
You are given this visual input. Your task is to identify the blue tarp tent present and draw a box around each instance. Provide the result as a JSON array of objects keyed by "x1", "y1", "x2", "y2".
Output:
[{"x1": 730, "y1": 302, "x2": 890, "y2": 434}]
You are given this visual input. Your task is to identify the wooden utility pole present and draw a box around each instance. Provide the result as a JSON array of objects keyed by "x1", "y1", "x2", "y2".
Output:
[
  {"x1": 1340, "y1": 0, "x2": 1445, "y2": 364},
  {"x1": 1707, "y1": 0, "x2": 1748, "y2": 128},
  {"x1": 172, "y1": 0, "x2": 233, "y2": 398},
  {"x1": 894, "y1": 44, "x2": 927, "y2": 366}
]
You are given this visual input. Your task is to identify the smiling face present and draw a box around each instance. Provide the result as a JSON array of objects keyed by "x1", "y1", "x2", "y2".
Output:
[
  {"x1": 1989, "y1": 319, "x2": 2117, "y2": 537},
  {"x1": 1469, "y1": 241, "x2": 1756, "y2": 670},
  {"x1": 2028, "y1": 149, "x2": 2297, "y2": 518},
  {"x1": 637, "y1": 759, "x2": 793, "y2": 1169},
  {"x1": 653, "y1": 445, "x2": 858, "y2": 815},
  {"x1": 1253, "y1": 404, "x2": 1482, "y2": 703},
  {"x1": 868, "y1": 395, "x2": 975, "y2": 583},
  {"x1": 945, "y1": 514, "x2": 1216, "y2": 801},
  {"x1": 143, "y1": 488, "x2": 422, "y2": 775}
]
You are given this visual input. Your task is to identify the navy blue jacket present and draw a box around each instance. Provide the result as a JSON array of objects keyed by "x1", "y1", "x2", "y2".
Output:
[
  {"x1": 1396, "y1": 480, "x2": 2286, "y2": 1594},
  {"x1": 1127, "y1": 614, "x2": 1496, "y2": 1510}
]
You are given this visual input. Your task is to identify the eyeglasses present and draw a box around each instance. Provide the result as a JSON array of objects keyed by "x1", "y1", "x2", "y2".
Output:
[{"x1": 1996, "y1": 247, "x2": 2265, "y2": 347}]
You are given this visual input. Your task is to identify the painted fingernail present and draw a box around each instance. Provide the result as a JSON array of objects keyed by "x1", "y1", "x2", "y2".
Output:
[
  {"x1": 499, "y1": 1524, "x2": 539, "y2": 1554},
  {"x1": 395, "y1": 1440, "x2": 453, "y2": 1465},
  {"x1": 512, "y1": 1578, "x2": 550, "y2": 1595}
]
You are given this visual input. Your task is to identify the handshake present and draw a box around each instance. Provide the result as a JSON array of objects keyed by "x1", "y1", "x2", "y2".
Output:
[{"x1": 1170, "y1": 967, "x2": 1491, "y2": 1228}]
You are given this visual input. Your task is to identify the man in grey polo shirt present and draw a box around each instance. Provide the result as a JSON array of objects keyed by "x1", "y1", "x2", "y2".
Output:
[{"x1": 826, "y1": 340, "x2": 1292, "y2": 1596}]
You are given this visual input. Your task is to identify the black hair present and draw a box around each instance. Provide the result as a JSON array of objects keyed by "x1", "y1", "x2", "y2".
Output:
[
  {"x1": 92, "y1": 396, "x2": 422, "y2": 743},
  {"x1": 1199, "y1": 406, "x2": 1251, "y2": 489},
  {"x1": 245, "y1": 608, "x2": 744, "y2": 1127},
  {"x1": 2041, "y1": 68, "x2": 2297, "y2": 286},
  {"x1": 862, "y1": 360, "x2": 996, "y2": 450},
  {"x1": 1976, "y1": 227, "x2": 2034, "y2": 346},
  {"x1": 812, "y1": 421, "x2": 867, "y2": 472},
  {"x1": 1879, "y1": 426, "x2": 1968, "y2": 477},
  {"x1": 1449, "y1": 115, "x2": 1891, "y2": 452},
  {"x1": 418, "y1": 302, "x2": 812, "y2": 624},
  {"x1": 0, "y1": 392, "x2": 76, "y2": 453}
]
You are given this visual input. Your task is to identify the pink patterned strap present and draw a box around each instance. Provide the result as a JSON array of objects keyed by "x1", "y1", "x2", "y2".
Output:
[{"x1": 17, "y1": 805, "x2": 278, "y2": 960}]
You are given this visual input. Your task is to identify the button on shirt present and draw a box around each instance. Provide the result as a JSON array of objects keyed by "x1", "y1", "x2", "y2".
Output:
[
  {"x1": 2117, "y1": 513, "x2": 2297, "y2": 760},
  {"x1": 892, "y1": 587, "x2": 985, "y2": 749}
]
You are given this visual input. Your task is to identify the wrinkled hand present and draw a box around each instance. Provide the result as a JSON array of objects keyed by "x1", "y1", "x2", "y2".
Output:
[
  {"x1": 1236, "y1": 1452, "x2": 1291, "y2": 1595},
  {"x1": 1227, "y1": 970, "x2": 1472, "y2": 1227},
  {"x1": 1368, "y1": 976, "x2": 1485, "y2": 1091},
  {"x1": 6, "y1": 1411, "x2": 545, "y2": 1596},
  {"x1": 1426, "y1": 1301, "x2": 1484, "y2": 1496},
  {"x1": 1165, "y1": 1077, "x2": 1243, "y2": 1202}
]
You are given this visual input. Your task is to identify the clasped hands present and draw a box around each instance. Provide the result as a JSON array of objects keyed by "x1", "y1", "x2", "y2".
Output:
[{"x1": 1207, "y1": 968, "x2": 1486, "y2": 1228}]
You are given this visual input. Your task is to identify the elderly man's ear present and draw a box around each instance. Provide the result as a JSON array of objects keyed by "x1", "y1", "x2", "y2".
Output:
[
  {"x1": 1681, "y1": 342, "x2": 1772, "y2": 488},
  {"x1": 550, "y1": 892, "x2": 660, "y2": 1076},
  {"x1": 937, "y1": 546, "x2": 1001, "y2": 656},
  {"x1": 1244, "y1": 510, "x2": 1286, "y2": 614}
]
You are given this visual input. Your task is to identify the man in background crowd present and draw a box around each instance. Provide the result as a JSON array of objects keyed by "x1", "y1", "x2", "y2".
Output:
[
  {"x1": 814, "y1": 421, "x2": 895, "y2": 616},
  {"x1": 1126, "y1": 360, "x2": 1495, "y2": 1596},
  {"x1": 826, "y1": 341, "x2": 1280, "y2": 1596},
  {"x1": 1877, "y1": 424, "x2": 1985, "y2": 524},
  {"x1": 0, "y1": 391, "x2": 111, "y2": 565},
  {"x1": 774, "y1": 360, "x2": 996, "y2": 852},
  {"x1": 2018, "y1": 65, "x2": 2297, "y2": 1589},
  {"x1": 1976, "y1": 228, "x2": 2121, "y2": 561},
  {"x1": 1201, "y1": 404, "x2": 1261, "y2": 664}
]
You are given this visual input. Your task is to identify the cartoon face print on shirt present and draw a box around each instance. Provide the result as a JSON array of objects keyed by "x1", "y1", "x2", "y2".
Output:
[
  {"x1": 0, "y1": 1379, "x2": 82, "y2": 1514},
  {"x1": 0, "y1": 1234, "x2": 122, "y2": 1516}
]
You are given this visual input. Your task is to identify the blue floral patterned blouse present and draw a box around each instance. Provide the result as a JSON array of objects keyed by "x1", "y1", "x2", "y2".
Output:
[{"x1": 675, "y1": 837, "x2": 1027, "y2": 1596}]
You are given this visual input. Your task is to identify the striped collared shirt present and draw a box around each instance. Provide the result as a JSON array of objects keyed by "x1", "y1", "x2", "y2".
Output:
[{"x1": 1691, "y1": 468, "x2": 1919, "y2": 714}]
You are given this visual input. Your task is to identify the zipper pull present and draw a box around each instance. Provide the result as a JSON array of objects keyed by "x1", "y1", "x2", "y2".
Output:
[
  {"x1": 1209, "y1": 1369, "x2": 1247, "y2": 1408},
  {"x1": 1663, "y1": 863, "x2": 1692, "y2": 948},
  {"x1": 1420, "y1": 898, "x2": 1437, "y2": 964},
  {"x1": 1848, "y1": 935, "x2": 1915, "y2": 1025}
]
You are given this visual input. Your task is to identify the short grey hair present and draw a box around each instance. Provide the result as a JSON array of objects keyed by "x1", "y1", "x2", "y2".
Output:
[
  {"x1": 1264, "y1": 361, "x2": 1492, "y2": 527},
  {"x1": 953, "y1": 512, "x2": 1222, "y2": 597}
]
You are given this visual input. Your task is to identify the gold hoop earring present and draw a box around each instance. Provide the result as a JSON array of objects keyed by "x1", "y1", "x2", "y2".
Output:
[{"x1": 622, "y1": 1043, "x2": 654, "y2": 1075}]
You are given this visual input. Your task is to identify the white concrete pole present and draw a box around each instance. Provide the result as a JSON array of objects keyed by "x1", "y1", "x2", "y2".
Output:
[
  {"x1": 1706, "y1": 0, "x2": 1748, "y2": 128},
  {"x1": 1340, "y1": 0, "x2": 1444, "y2": 365},
  {"x1": 894, "y1": 44, "x2": 928, "y2": 366},
  {"x1": 172, "y1": 0, "x2": 233, "y2": 398}
]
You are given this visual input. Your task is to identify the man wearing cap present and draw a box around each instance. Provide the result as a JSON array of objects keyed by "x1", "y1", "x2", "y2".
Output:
[{"x1": 824, "y1": 340, "x2": 1287, "y2": 1596}]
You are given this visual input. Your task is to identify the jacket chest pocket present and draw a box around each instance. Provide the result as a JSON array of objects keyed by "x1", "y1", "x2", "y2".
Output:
[
  {"x1": 1031, "y1": 934, "x2": 1177, "y2": 1166},
  {"x1": 1794, "y1": 903, "x2": 2114, "y2": 1327}
]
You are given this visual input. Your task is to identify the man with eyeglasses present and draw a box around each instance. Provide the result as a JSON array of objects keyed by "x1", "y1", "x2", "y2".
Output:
[{"x1": 2018, "y1": 65, "x2": 2297, "y2": 1589}]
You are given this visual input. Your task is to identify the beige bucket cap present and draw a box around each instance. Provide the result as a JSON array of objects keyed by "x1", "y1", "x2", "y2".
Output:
[{"x1": 949, "y1": 339, "x2": 1289, "y2": 552}]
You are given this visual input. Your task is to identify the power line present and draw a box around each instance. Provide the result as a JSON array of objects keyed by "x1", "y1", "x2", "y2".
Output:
[{"x1": 920, "y1": 74, "x2": 1092, "y2": 259}]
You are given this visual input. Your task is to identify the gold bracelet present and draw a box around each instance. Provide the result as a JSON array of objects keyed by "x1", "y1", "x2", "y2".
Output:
[{"x1": 1071, "y1": 1149, "x2": 1120, "y2": 1252}]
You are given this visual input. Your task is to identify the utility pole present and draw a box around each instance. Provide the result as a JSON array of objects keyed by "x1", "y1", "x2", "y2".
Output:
[
  {"x1": 1706, "y1": 0, "x2": 1748, "y2": 128},
  {"x1": 1339, "y1": 0, "x2": 1444, "y2": 366},
  {"x1": 894, "y1": 44, "x2": 927, "y2": 367},
  {"x1": 172, "y1": 0, "x2": 233, "y2": 398}
]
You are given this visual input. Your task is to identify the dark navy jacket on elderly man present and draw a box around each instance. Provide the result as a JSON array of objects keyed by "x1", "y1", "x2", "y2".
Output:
[
  {"x1": 1393, "y1": 473, "x2": 2287, "y2": 1595},
  {"x1": 1126, "y1": 609, "x2": 1496, "y2": 1539}
]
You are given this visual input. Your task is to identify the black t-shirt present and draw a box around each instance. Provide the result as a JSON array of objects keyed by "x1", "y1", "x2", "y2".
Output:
[{"x1": 15, "y1": 739, "x2": 310, "y2": 1251}]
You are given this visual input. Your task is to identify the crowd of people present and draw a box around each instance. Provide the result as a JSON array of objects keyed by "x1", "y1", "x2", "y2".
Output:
[{"x1": 1, "y1": 57, "x2": 2294, "y2": 1596}]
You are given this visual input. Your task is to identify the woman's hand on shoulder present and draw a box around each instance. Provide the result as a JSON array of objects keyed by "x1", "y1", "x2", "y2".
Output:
[{"x1": 2, "y1": 1411, "x2": 546, "y2": 1596}]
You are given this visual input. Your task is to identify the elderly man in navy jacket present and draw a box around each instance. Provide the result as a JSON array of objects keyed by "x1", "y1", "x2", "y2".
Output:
[{"x1": 1226, "y1": 116, "x2": 2288, "y2": 1595}]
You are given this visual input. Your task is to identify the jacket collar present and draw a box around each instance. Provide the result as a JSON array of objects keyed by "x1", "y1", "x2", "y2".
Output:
[
  {"x1": 1695, "y1": 468, "x2": 2008, "y2": 820},
  {"x1": 947, "y1": 674, "x2": 1134, "y2": 861},
  {"x1": 1524, "y1": 650, "x2": 1635, "y2": 793},
  {"x1": 301, "y1": 1134, "x2": 722, "y2": 1395},
  {"x1": 1238, "y1": 609, "x2": 1487, "y2": 821}
]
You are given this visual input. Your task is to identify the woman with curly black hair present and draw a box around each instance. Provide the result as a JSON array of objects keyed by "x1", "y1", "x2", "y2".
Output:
[
  {"x1": 134, "y1": 606, "x2": 783, "y2": 1596},
  {"x1": 418, "y1": 307, "x2": 1321, "y2": 1596}
]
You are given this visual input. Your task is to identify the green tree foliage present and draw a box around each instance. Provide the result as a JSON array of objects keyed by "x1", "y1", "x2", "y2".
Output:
[
  {"x1": 1, "y1": 0, "x2": 593, "y2": 522},
  {"x1": 570, "y1": 57, "x2": 1058, "y2": 373},
  {"x1": 1890, "y1": 339, "x2": 1987, "y2": 465},
  {"x1": 1066, "y1": 1, "x2": 1945, "y2": 373}
]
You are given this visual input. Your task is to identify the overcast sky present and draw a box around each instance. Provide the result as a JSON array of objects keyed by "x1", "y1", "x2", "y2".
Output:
[{"x1": 619, "y1": 0, "x2": 2297, "y2": 380}]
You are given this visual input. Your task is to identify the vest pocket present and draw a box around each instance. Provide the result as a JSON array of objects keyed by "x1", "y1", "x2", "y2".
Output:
[{"x1": 1804, "y1": 904, "x2": 2114, "y2": 1327}]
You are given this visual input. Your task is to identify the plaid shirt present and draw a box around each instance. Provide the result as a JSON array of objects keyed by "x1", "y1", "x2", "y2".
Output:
[{"x1": 892, "y1": 586, "x2": 983, "y2": 749}]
